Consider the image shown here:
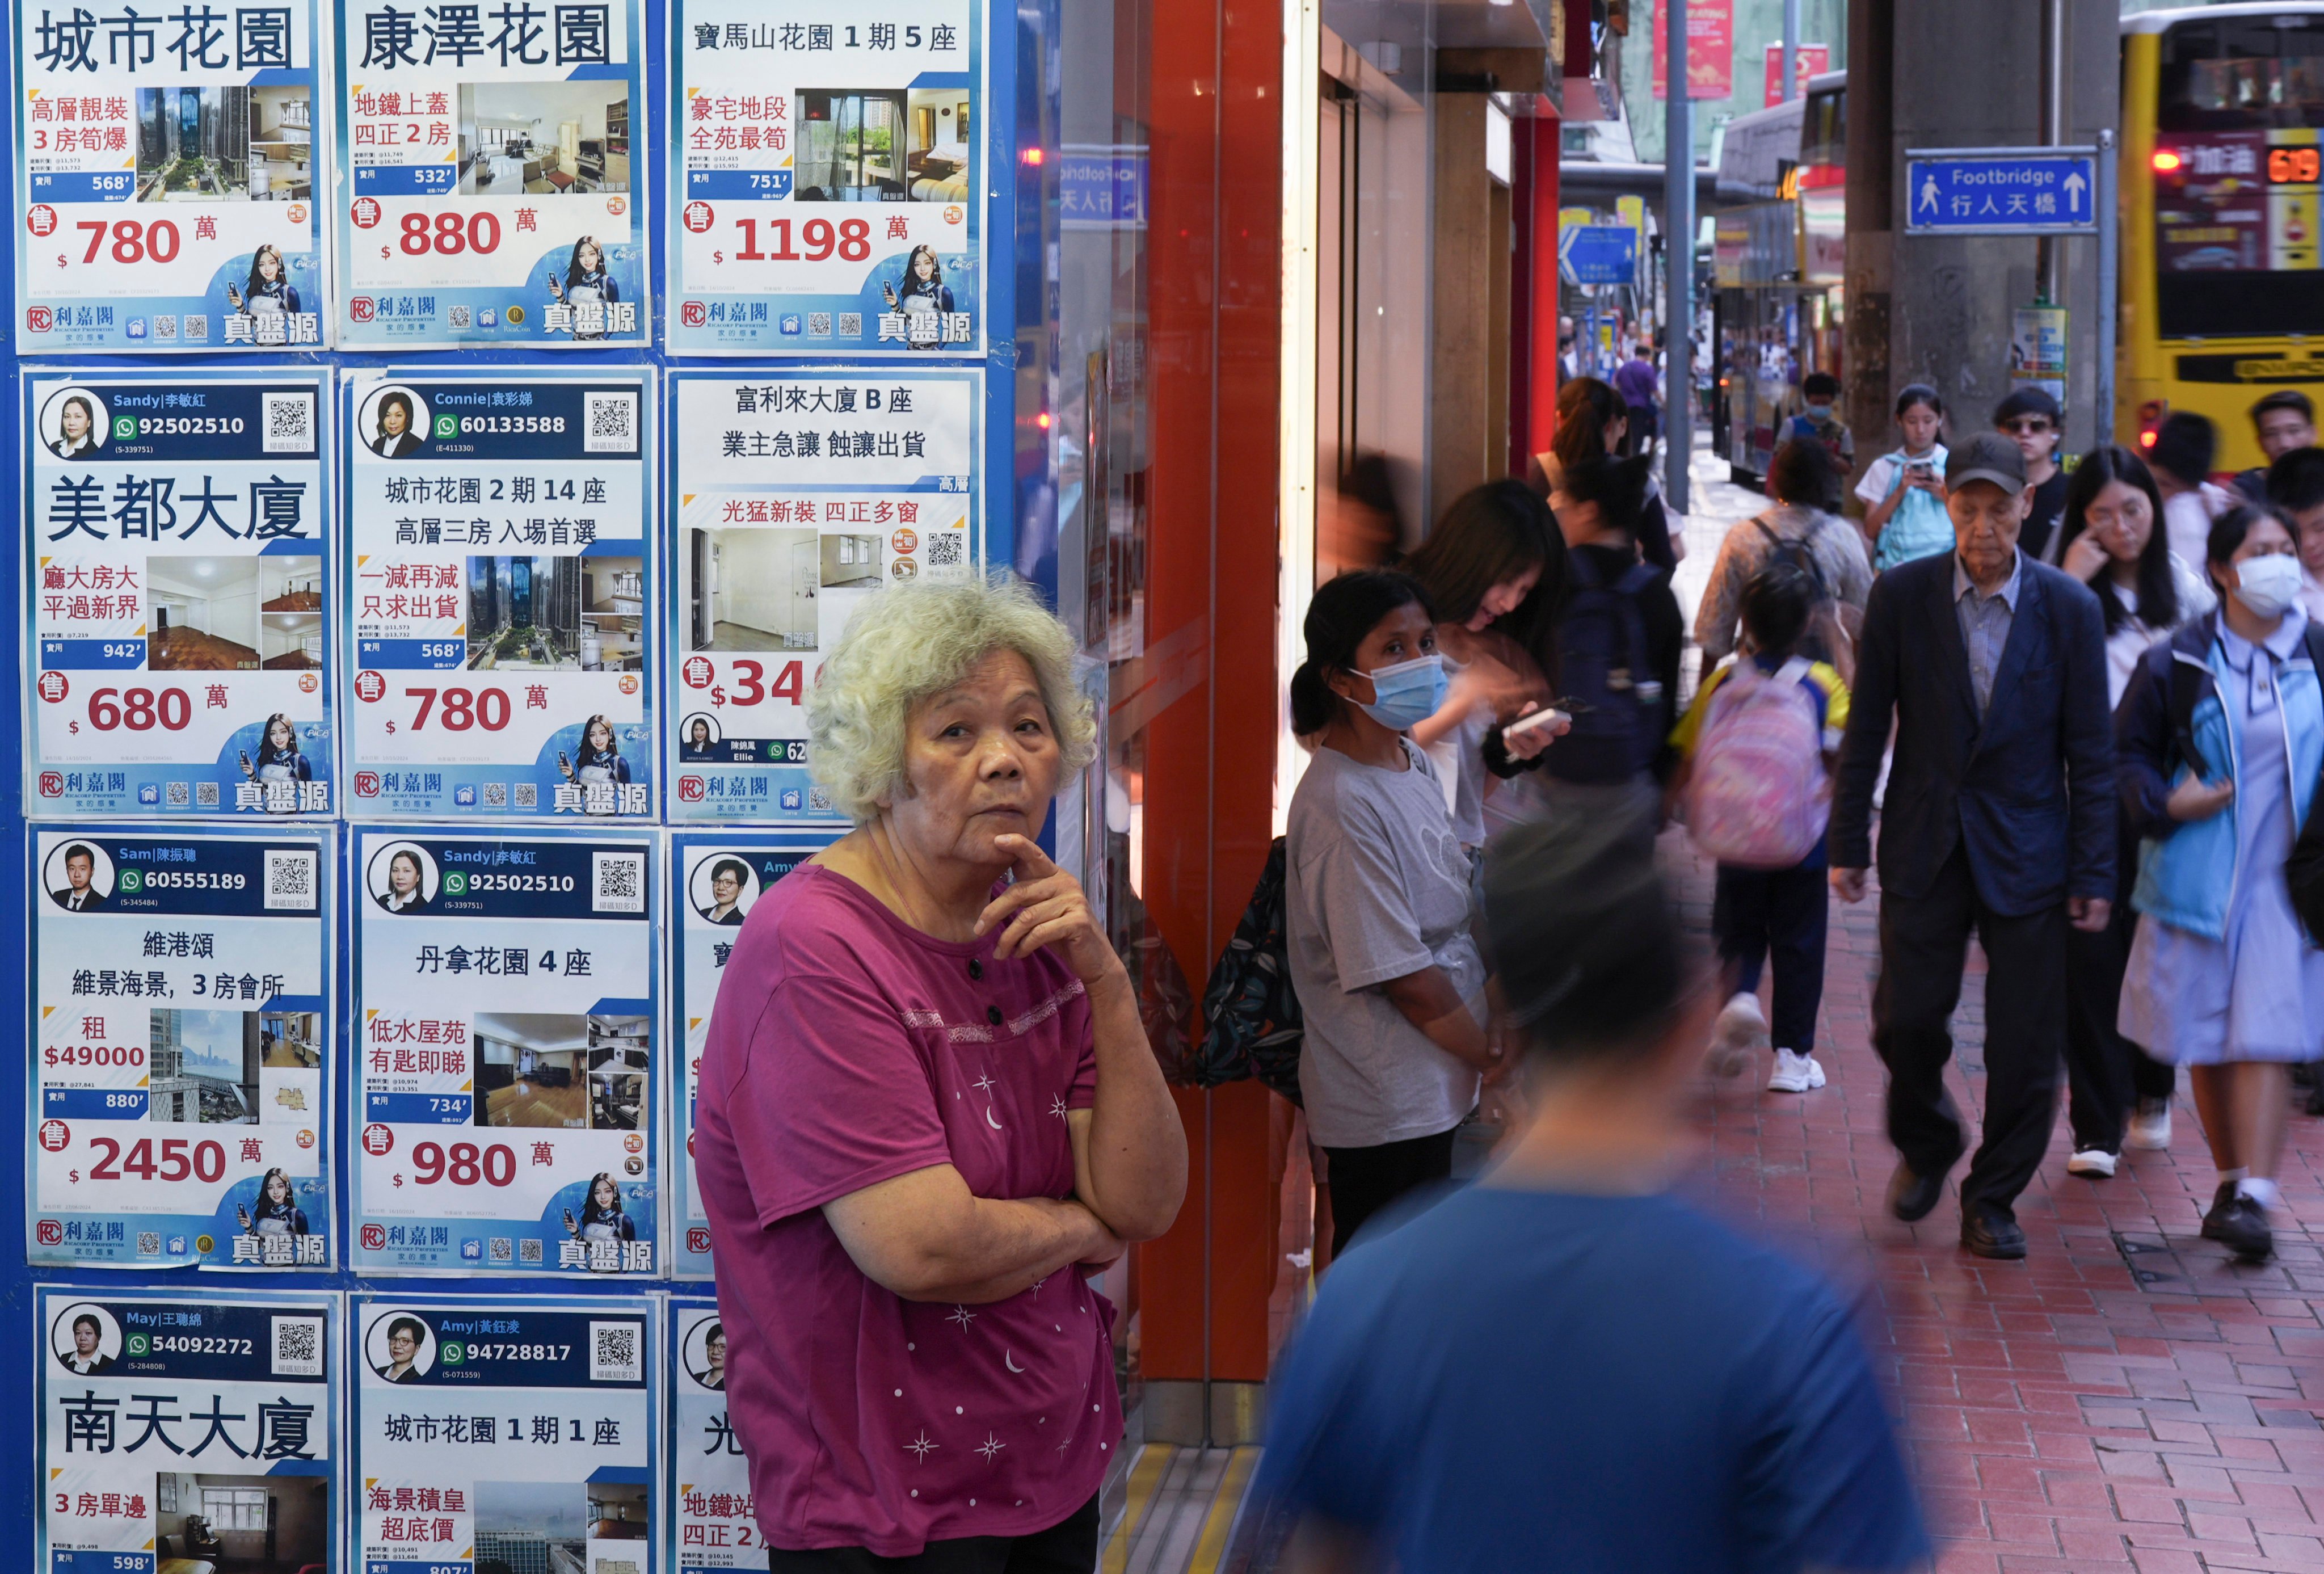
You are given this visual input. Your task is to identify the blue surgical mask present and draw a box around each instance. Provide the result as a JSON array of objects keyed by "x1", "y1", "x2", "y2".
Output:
[
  {"x1": 1805, "y1": 402, "x2": 1833, "y2": 421},
  {"x1": 1357, "y1": 653, "x2": 1447, "y2": 731}
]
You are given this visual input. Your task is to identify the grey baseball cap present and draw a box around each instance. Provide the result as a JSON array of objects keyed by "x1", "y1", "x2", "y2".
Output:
[{"x1": 1946, "y1": 430, "x2": 2030, "y2": 494}]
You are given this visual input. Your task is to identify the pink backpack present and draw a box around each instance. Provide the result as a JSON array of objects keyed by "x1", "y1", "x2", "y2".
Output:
[{"x1": 1685, "y1": 657, "x2": 1829, "y2": 869}]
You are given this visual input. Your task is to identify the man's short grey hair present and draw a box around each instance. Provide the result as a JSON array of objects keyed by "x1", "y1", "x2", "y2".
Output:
[{"x1": 807, "y1": 574, "x2": 1097, "y2": 824}]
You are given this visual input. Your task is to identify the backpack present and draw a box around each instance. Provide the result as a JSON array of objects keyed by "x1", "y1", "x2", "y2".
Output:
[
  {"x1": 1752, "y1": 515, "x2": 1856, "y2": 686},
  {"x1": 1685, "y1": 657, "x2": 1830, "y2": 869},
  {"x1": 1547, "y1": 549, "x2": 1662, "y2": 786},
  {"x1": 1194, "y1": 837, "x2": 1304, "y2": 1104}
]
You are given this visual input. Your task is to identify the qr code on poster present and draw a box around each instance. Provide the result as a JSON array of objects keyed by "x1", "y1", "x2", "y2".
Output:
[
  {"x1": 271, "y1": 1315, "x2": 323, "y2": 1377},
  {"x1": 592, "y1": 850, "x2": 645, "y2": 913},
  {"x1": 590, "y1": 1320, "x2": 641, "y2": 1382},
  {"x1": 262, "y1": 391, "x2": 315, "y2": 454},
  {"x1": 265, "y1": 849, "x2": 318, "y2": 910},
  {"x1": 584, "y1": 391, "x2": 638, "y2": 454},
  {"x1": 927, "y1": 532, "x2": 965, "y2": 567}
]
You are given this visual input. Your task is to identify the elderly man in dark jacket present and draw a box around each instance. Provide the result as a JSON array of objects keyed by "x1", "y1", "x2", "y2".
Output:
[{"x1": 1830, "y1": 432, "x2": 2116, "y2": 1261}]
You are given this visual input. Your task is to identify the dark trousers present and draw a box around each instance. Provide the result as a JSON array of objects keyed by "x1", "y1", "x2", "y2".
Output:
[
  {"x1": 1873, "y1": 845, "x2": 2066, "y2": 1219},
  {"x1": 768, "y1": 1492, "x2": 1099, "y2": 1574},
  {"x1": 1324, "y1": 1125, "x2": 1459, "y2": 1259},
  {"x1": 2062, "y1": 849, "x2": 2175, "y2": 1154},
  {"x1": 1712, "y1": 851, "x2": 1830, "y2": 1052}
]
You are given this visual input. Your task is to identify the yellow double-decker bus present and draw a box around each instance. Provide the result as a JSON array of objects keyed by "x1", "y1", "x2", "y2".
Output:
[{"x1": 2121, "y1": 6, "x2": 2324, "y2": 474}]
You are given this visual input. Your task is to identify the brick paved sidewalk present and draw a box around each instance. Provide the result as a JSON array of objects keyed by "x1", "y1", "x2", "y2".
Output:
[{"x1": 1670, "y1": 833, "x2": 2324, "y2": 1573}]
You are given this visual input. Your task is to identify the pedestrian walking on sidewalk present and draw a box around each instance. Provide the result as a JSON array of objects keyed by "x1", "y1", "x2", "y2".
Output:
[
  {"x1": 1992, "y1": 386, "x2": 2069, "y2": 563},
  {"x1": 2051, "y1": 445, "x2": 2214, "y2": 1175},
  {"x1": 2151, "y1": 411, "x2": 2235, "y2": 572},
  {"x1": 1614, "y1": 338, "x2": 1662, "y2": 457},
  {"x1": 1694, "y1": 434, "x2": 1870, "y2": 670},
  {"x1": 1830, "y1": 431, "x2": 2117, "y2": 1261},
  {"x1": 1673, "y1": 566, "x2": 1849, "y2": 1094},
  {"x1": 1531, "y1": 376, "x2": 1682, "y2": 571},
  {"x1": 1285, "y1": 571, "x2": 1501, "y2": 1258},
  {"x1": 1253, "y1": 803, "x2": 1930, "y2": 1574},
  {"x1": 1856, "y1": 384, "x2": 1953, "y2": 571},
  {"x1": 2115, "y1": 503, "x2": 2324, "y2": 1262}
]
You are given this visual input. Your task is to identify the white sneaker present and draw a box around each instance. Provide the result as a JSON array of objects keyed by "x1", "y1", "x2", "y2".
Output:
[
  {"x1": 1716, "y1": 991, "x2": 1769, "y2": 1047},
  {"x1": 2127, "y1": 1100, "x2": 2173, "y2": 1150},
  {"x1": 2067, "y1": 1148, "x2": 2119, "y2": 1178},
  {"x1": 1767, "y1": 1049, "x2": 1825, "y2": 1093}
]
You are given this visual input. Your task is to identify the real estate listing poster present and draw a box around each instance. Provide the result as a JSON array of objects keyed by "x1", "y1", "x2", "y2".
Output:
[
  {"x1": 667, "y1": 0, "x2": 983, "y2": 355},
  {"x1": 667, "y1": 831, "x2": 835, "y2": 1278},
  {"x1": 38, "y1": 1286, "x2": 340, "y2": 1574},
  {"x1": 344, "y1": 369, "x2": 653, "y2": 820},
  {"x1": 352, "y1": 1294, "x2": 657, "y2": 1568},
  {"x1": 15, "y1": 0, "x2": 326, "y2": 351},
  {"x1": 351, "y1": 827, "x2": 659, "y2": 1276},
  {"x1": 29, "y1": 826, "x2": 333, "y2": 1270},
  {"x1": 332, "y1": 0, "x2": 647, "y2": 347},
  {"x1": 26, "y1": 368, "x2": 335, "y2": 819},
  {"x1": 669, "y1": 1297, "x2": 755, "y2": 1569},
  {"x1": 667, "y1": 368, "x2": 978, "y2": 822}
]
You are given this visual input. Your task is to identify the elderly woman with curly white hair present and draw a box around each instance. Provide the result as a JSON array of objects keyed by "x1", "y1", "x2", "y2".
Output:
[{"x1": 694, "y1": 574, "x2": 1187, "y2": 1571}]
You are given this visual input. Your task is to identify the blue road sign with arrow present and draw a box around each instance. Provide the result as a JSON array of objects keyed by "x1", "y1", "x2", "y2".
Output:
[
  {"x1": 1561, "y1": 225, "x2": 1639, "y2": 285},
  {"x1": 1905, "y1": 150, "x2": 2099, "y2": 235}
]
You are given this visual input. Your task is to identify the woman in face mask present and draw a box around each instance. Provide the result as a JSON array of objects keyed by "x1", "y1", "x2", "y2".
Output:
[
  {"x1": 1285, "y1": 571, "x2": 1501, "y2": 1257},
  {"x1": 2115, "y1": 503, "x2": 2324, "y2": 1263}
]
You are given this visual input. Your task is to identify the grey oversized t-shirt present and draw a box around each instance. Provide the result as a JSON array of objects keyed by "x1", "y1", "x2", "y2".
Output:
[{"x1": 1285, "y1": 741, "x2": 1484, "y2": 1149}]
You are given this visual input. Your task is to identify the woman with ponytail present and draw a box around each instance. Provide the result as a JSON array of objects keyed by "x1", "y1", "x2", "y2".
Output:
[{"x1": 1285, "y1": 571, "x2": 1499, "y2": 1256}]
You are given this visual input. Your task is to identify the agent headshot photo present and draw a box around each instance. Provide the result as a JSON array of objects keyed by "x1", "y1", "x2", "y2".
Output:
[
  {"x1": 228, "y1": 243, "x2": 302, "y2": 318},
  {"x1": 372, "y1": 845, "x2": 434, "y2": 915},
  {"x1": 680, "y1": 713, "x2": 719, "y2": 761},
  {"x1": 367, "y1": 389, "x2": 424, "y2": 458},
  {"x1": 54, "y1": 1308, "x2": 115, "y2": 1375},
  {"x1": 237, "y1": 1167, "x2": 310, "y2": 1237},
  {"x1": 689, "y1": 1320, "x2": 727, "y2": 1390},
  {"x1": 698, "y1": 857, "x2": 751, "y2": 926},
  {"x1": 50, "y1": 843, "x2": 109, "y2": 912},
  {"x1": 373, "y1": 1314, "x2": 431, "y2": 1383},
  {"x1": 45, "y1": 391, "x2": 107, "y2": 460},
  {"x1": 240, "y1": 714, "x2": 314, "y2": 789}
]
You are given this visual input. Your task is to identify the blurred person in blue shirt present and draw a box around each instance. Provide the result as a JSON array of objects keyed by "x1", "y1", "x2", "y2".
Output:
[{"x1": 1253, "y1": 801, "x2": 1929, "y2": 1574}]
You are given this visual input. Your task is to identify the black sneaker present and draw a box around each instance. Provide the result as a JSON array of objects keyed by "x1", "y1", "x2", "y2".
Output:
[{"x1": 2211, "y1": 1194, "x2": 2274, "y2": 1261}]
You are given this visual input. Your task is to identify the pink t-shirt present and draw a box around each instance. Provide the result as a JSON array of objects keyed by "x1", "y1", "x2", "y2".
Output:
[{"x1": 694, "y1": 862, "x2": 1117, "y2": 1556}]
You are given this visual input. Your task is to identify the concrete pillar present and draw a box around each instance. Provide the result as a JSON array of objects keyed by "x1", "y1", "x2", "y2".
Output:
[
  {"x1": 1430, "y1": 90, "x2": 1493, "y2": 527},
  {"x1": 1842, "y1": 0, "x2": 1892, "y2": 475},
  {"x1": 1873, "y1": 0, "x2": 2120, "y2": 456}
]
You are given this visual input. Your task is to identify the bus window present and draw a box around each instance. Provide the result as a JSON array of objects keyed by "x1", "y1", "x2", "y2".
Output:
[{"x1": 2151, "y1": 15, "x2": 2324, "y2": 339}]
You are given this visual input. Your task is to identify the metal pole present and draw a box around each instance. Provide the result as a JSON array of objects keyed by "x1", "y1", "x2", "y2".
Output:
[
  {"x1": 1782, "y1": 0, "x2": 1800, "y2": 103},
  {"x1": 2037, "y1": 0, "x2": 2065, "y2": 305},
  {"x1": 1665, "y1": 0, "x2": 1693, "y2": 512},
  {"x1": 2095, "y1": 128, "x2": 2118, "y2": 448}
]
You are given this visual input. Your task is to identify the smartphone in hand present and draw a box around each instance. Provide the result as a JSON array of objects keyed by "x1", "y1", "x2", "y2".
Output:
[
  {"x1": 226, "y1": 282, "x2": 242, "y2": 310},
  {"x1": 882, "y1": 281, "x2": 899, "y2": 309},
  {"x1": 236, "y1": 1204, "x2": 251, "y2": 1228},
  {"x1": 563, "y1": 1208, "x2": 578, "y2": 1234}
]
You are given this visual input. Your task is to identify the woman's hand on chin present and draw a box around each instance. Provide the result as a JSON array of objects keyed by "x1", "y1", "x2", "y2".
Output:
[{"x1": 976, "y1": 833, "x2": 1126, "y2": 988}]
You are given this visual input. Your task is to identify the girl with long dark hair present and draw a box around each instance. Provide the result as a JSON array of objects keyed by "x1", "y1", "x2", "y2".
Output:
[
  {"x1": 549, "y1": 235, "x2": 618, "y2": 339},
  {"x1": 1399, "y1": 480, "x2": 1570, "y2": 847},
  {"x1": 2049, "y1": 446, "x2": 2215, "y2": 1177},
  {"x1": 1535, "y1": 377, "x2": 1679, "y2": 570},
  {"x1": 559, "y1": 714, "x2": 631, "y2": 812},
  {"x1": 228, "y1": 244, "x2": 302, "y2": 318},
  {"x1": 1285, "y1": 572, "x2": 1497, "y2": 1257},
  {"x1": 238, "y1": 1167, "x2": 310, "y2": 1236},
  {"x1": 241, "y1": 713, "x2": 313, "y2": 792}
]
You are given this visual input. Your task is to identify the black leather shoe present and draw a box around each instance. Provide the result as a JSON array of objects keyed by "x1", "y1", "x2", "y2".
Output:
[
  {"x1": 1887, "y1": 1162, "x2": 1947, "y2": 1223},
  {"x1": 1961, "y1": 1204, "x2": 2027, "y2": 1260},
  {"x1": 2209, "y1": 1193, "x2": 2274, "y2": 1261},
  {"x1": 2199, "y1": 1181, "x2": 2238, "y2": 1242}
]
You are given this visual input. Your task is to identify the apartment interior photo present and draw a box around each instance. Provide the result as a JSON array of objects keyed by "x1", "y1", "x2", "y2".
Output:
[
  {"x1": 687, "y1": 527, "x2": 818, "y2": 651},
  {"x1": 820, "y1": 533, "x2": 882, "y2": 589},
  {"x1": 795, "y1": 87, "x2": 972, "y2": 201},
  {"x1": 473, "y1": 1013, "x2": 649, "y2": 1131},
  {"x1": 153, "y1": 1471, "x2": 327, "y2": 1574},
  {"x1": 580, "y1": 557, "x2": 646, "y2": 671},
  {"x1": 457, "y1": 82, "x2": 632, "y2": 195},
  {"x1": 145, "y1": 555, "x2": 323, "y2": 671}
]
